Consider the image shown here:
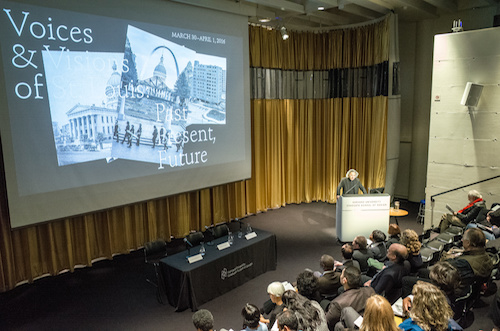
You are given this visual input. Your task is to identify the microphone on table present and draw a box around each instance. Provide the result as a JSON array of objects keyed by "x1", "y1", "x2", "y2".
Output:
[
  {"x1": 184, "y1": 237, "x2": 193, "y2": 256},
  {"x1": 204, "y1": 226, "x2": 215, "y2": 245}
]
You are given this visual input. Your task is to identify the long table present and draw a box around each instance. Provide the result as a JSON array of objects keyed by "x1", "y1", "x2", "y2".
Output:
[{"x1": 159, "y1": 228, "x2": 277, "y2": 311}]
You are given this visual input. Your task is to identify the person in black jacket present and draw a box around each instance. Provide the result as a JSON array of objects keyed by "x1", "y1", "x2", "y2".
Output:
[
  {"x1": 336, "y1": 169, "x2": 367, "y2": 198},
  {"x1": 439, "y1": 190, "x2": 487, "y2": 233}
]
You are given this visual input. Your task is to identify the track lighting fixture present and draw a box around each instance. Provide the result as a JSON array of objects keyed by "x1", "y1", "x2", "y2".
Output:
[{"x1": 280, "y1": 26, "x2": 289, "y2": 40}]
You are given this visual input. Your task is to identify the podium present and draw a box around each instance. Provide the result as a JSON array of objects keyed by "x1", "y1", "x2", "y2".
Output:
[{"x1": 336, "y1": 194, "x2": 390, "y2": 242}]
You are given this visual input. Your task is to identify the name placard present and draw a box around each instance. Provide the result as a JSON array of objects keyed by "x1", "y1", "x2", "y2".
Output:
[
  {"x1": 245, "y1": 232, "x2": 257, "y2": 240},
  {"x1": 187, "y1": 254, "x2": 203, "y2": 264},
  {"x1": 217, "y1": 242, "x2": 231, "y2": 250}
]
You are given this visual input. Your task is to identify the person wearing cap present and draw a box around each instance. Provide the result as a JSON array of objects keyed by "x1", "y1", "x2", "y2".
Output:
[
  {"x1": 261, "y1": 281, "x2": 285, "y2": 329},
  {"x1": 336, "y1": 169, "x2": 367, "y2": 199}
]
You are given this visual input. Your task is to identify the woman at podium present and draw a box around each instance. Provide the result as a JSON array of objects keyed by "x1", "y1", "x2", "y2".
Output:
[{"x1": 336, "y1": 169, "x2": 367, "y2": 198}]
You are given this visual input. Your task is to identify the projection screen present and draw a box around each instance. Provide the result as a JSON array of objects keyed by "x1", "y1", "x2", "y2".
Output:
[{"x1": 0, "y1": 0, "x2": 251, "y2": 228}]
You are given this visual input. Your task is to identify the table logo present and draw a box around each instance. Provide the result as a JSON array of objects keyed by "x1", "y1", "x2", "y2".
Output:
[{"x1": 221, "y1": 262, "x2": 253, "y2": 280}]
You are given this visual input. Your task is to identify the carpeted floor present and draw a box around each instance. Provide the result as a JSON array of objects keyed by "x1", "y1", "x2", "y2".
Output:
[{"x1": 0, "y1": 201, "x2": 496, "y2": 330}]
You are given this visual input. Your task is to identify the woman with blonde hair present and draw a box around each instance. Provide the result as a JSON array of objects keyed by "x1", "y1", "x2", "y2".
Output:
[
  {"x1": 334, "y1": 295, "x2": 400, "y2": 331},
  {"x1": 399, "y1": 281, "x2": 460, "y2": 331},
  {"x1": 360, "y1": 295, "x2": 400, "y2": 331},
  {"x1": 400, "y1": 229, "x2": 423, "y2": 273}
]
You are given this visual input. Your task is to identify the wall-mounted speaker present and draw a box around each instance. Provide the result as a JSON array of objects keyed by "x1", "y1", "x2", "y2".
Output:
[{"x1": 460, "y1": 82, "x2": 483, "y2": 107}]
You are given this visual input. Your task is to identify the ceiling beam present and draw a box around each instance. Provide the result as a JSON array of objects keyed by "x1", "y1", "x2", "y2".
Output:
[
  {"x1": 244, "y1": 0, "x2": 305, "y2": 14},
  {"x1": 306, "y1": 9, "x2": 356, "y2": 25},
  {"x1": 398, "y1": 0, "x2": 438, "y2": 17},
  {"x1": 423, "y1": 0, "x2": 458, "y2": 12},
  {"x1": 347, "y1": 0, "x2": 392, "y2": 14},
  {"x1": 339, "y1": 3, "x2": 381, "y2": 20},
  {"x1": 169, "y1": 0, "x2": 275, "y2": 18}
]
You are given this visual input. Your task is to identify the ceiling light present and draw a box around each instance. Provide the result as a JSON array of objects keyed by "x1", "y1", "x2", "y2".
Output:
[
  {"x1": 280, "y1": 26, "x2": 289, "y2": 40},
  {"x1": 259, "y1": 18, "x2": 271, "y2": 23},
  {"x1": 318, "y1": 6, "x2": 325, "y2": 10}
]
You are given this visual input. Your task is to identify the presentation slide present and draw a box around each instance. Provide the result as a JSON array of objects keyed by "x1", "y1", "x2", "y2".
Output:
[{"x1": 0, "y1": 0, "x2": 251, "y2": 228}]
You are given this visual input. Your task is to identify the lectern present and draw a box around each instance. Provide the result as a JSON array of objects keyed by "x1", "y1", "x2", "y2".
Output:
[{"x1": 336, "y1": 194, "x2": 390, "y2": 242}]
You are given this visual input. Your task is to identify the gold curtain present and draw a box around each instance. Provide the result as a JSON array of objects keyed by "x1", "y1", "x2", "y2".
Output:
[{"x1": 0, "y1": 18, "x2": 389, "y2": 292}]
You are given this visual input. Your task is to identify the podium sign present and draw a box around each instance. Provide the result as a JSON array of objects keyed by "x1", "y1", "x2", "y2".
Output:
[{"x1": 336, "y1": 194, "x2": 390, "y2": 242}]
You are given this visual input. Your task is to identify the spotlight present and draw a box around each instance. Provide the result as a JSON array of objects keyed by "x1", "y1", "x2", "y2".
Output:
[{"x1": 280, "y1": 26, "x2": 289, "y2": 40}]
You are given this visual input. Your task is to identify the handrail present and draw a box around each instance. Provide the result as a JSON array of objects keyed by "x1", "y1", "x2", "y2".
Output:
[
  {"x1": 428, "y1": 174, "x2": 500, "y2": 228},
  {"x1": 430, "y1": 175, "x2": 500, "y2": 202}
]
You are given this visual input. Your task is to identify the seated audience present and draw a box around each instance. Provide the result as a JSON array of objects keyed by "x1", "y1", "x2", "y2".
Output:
[
  {"x1": 193, "y1": 309, "x2": 215, "y2": 331},
  {"x1": 365, "y1": 243, "x2": 410, "y2": 304},
  {"x1": 369, "y1": 229, "x2": 387, "y2": 262},
  {"x1": 261, "y1": 282, "x2": 286, "y2": 329},
  {"x1": 386, "y1": 224, "x2": 401, "y2": 248},
  {"x1": 296, "y1": 270, "x2": 322, "y2": 303},
  {"x1": 402, "y1": 261, "x2": 461, "y2": 319},
  {"x1": 325, "y1": 266, "x2": 375, "y2": 331},
  {"x1": 466, "y1": 206, "x2": 500, "y2": 241},
  {"x1": 400, "y1": 229, "x2": 423, "y2": 274},
  {"x1": 441, "y1": 228, "x2": 493, "y2": 289},
  {"x1": 338, "y1": 243, "x2": 360, "y2": 271},
  {"x1": 281, "y1": 290, "x2": 328, "y2": 331},
  {"x1": 335, "y1": 295, "x2": 400, "y2": 331},
  {"x1": 439, "y1": 190, "x2": 486, "y2": 233},
  {"x1": 242, "y1": 303, "x2": 268, "y2": 331},
  {"x1": 352, "y1": 235, "x2": 374, "y2": 273},
  {"x1": 474, "y1": 202, "x2": 499, "y2": 224},
  {"x1": 313, "y1": 254, "x2": 342, "y2": 297},
  {"x1": 399, "y1": 281, "x2": 462, "y2": 331},
  {"x1": 277, "y1": 310, "x2": 299, "y2": 331}
]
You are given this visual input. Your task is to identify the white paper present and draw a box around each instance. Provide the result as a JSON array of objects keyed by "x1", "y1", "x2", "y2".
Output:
[
  {"x1": 217, "y1": 241, "x2": 231, "y2": 250},
  {"x1": 245, "y1": 232, "x2": 257, "y2": 240},
  {"x1": 354, "y1": 315, "x2": 363, "y2": 328},
  {"x1": 187, "y1": 254, "x2": 203, "y2": 264}
]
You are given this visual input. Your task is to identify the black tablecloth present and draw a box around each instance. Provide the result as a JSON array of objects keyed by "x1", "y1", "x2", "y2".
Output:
[{"x1": 160, "y1": 228, "x2": 277, "y2": 311}]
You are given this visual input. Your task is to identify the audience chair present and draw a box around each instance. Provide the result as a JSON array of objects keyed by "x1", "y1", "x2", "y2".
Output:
[
  {"x1": 435, "y1": 232, "x2": 462, "y2": 245},
  {"x1": 144, "y1": 239, "x2": 168, "y2": 304},
  {"x1": 446, "y1": 225, "x2": 464, "y2": 236},
  {"x1": 454, "y1": 276, "x2": 490, "y2": 328},
  {"x1": 418, "y1": 228, "x2": 432, "y2": 244}
]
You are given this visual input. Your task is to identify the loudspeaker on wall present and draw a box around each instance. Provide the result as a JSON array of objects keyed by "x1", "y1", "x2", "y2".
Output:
[{"x1": 460, "y1": 82, "x2": 483, "y2": 107}]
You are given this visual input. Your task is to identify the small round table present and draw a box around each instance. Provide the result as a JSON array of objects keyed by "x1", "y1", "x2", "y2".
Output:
[{"x1": 389, "y1": 208, "x2": 408, "y2": 225}]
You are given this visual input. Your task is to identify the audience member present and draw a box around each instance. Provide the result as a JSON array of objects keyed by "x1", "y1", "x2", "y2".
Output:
[
  {"x1": 369, "y1": 230, "x2": 387, "y2": 262},
  {"x1": 313, "y1": 255, "x2": 342, "y2": 297},
  {"x1": 366, "y1": 243, "x2": 410, "y2": 304},
  {"x1": 281, "y1": 290, "x2": 328, "y2": 331},
  {"x1": 439, "y1": 190, "x2": 486, "y2": 233},
  {"x1": 277, "y1": 310, "x2": 299, "y2": 331},
  {"x1": 440, "y1": 228, "x2": 493, "y2": 288},
  {"x1": 466, "y1": 206, "x2": 500, "y2": 241},
  {"x1": 241, "y1": 303, "x2": 268, "y2": 331},
  {"x1": 193, "y1": 309, "x2": 215, "y2": 331},
  {"x1": 399, "y1": 281, "x2": 462, "y2": 331},
  {"x1": 335, "y1": 295, "x2": 400, "y2": 331},
  {"x1": 338, "y1": 243, "x2": 360, "y2": 271},
  {"x1": 473, "y1": 202, "x2": 499, "y2": 224},
  {"x1": 325, "y1": 266, "x2": 375, "y2": 330},
  {"x1": 352, "y1": 235, "x2": 374, "y2": 273},
  {"x1": 386, "y1": 224, "x2": 401, "y2": 248},
  {"x1": 261, "y1": 282, "x2": 285, "y2": 329},
  {"x1": 296, "y1": 270, "x2": 322, "y2": 302},
  {"x1": 402, "y1": 261, "x2": 461, "y2": 319},
  {"x1": 400, "y1": 229, "x2": 423, "y2": 273}
]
